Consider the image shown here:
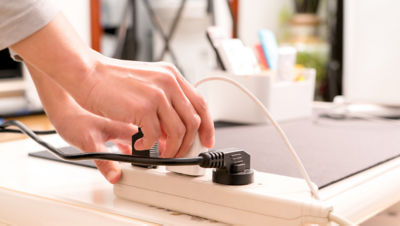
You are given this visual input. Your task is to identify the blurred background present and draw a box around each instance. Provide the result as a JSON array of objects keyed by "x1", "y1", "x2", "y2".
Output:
[
  {"x1": 1, "y1": 1, "x2": 400, "y2": 224},
  {"x1": 1, "y1": 0, "x2": 400, "y2": 117}
]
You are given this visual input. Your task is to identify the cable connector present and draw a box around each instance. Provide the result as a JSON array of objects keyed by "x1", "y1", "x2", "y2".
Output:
[
  {"x1": 199, "y1": 148, "x2": 254, "y2": 185},
  {"x1": 131, "y1": 128, "x2": 159, "y2": 168}
]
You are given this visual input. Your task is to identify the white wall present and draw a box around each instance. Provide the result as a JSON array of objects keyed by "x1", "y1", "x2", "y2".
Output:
[{"x1": 343, "y1": 0, "x2": 400, "y2": 105}]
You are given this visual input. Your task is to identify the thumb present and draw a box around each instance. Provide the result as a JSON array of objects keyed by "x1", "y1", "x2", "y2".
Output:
[
  {"x1": 95, "y1": 159, "x2": 121, "y2": 184},
  {"x1": 90, "y1": 143, "x2": 122, "y2": 184}
]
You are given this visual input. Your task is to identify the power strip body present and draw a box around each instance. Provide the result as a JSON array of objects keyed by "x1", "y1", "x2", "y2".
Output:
[
  {"x1": 166, "y1": 134, "x2": 207, "y2": 176},
  {"x1": 114, "y1": 164, "x2": 332, "y2": 225}
]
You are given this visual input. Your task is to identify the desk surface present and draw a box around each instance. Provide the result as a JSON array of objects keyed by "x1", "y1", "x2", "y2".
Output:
[
  {"x1": 214, "y1": 113, "x2": 400, "y2": 188},
  {"x1": 0, "y1": 135, "x2": 225, "y2": 226},
  {"x1": 10, "y1": 111, "x2": 400, "y2": 189},
  {"x1": 0, "y1": 114, "x2": 52, "y2": 142},
  {"x1": 2, "y1": 109, "x2": 400, "y2": 225}
]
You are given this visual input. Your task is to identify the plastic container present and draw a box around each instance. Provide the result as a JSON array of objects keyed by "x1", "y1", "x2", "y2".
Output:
[{"x1": 199, "y1": 68, "x2": 316, "y2": 124}]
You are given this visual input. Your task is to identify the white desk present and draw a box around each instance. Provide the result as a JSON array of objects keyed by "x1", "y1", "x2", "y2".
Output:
[
  {"x1": 1, "y1": 129, "x2": 400, "y2": 225},
  {"x1": 0, "y1": 136, "x2": 224, "y2": 226}
]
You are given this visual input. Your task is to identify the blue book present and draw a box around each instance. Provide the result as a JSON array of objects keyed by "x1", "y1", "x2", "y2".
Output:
[{"x1": 258, "y1": 29, "x2": 279, "y2": 70}]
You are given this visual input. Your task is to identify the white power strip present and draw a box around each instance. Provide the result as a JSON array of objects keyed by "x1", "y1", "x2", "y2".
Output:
[
  {"x1": 166, "y1": 134, "x2": 207, "y2": 176},
  {"x1": 114, "y1": 164, "x2": 332, "y2": 225},
  {"x1": 114, "y1": 76, "x2": 353, "y2": 226}
]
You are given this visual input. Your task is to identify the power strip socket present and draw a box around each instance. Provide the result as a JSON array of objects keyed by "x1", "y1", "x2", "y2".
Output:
[{"x1": 114, "y1": 164, "x2": 332, "y2": 225}]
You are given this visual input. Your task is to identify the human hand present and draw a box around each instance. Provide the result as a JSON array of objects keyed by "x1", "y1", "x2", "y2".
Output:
[
  {"x1": 27, "y1": 63, "x2": 136, "y2": 183},
  {"x1": 76, "y1": 54, "x2": 214, "y2": 158},
  {"x1": 12, "y1": 13, "x2": 214, "y2": 158},
  {"x1": 53, "y1": 107, "x2": 136, "y2": 183}
]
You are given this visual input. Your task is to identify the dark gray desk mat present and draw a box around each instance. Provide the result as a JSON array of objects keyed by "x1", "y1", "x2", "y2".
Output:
[
  {"x1": 29, "y1": 117, "x2": 400, "y2": 188},
  {"x1": 214, "y1": 118, "x2": 400, "y2": 188}
]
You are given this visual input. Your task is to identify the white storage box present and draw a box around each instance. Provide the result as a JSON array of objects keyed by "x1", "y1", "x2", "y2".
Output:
[{"x1": 199, "y1": 69, "x2": 316, "y2": 124}]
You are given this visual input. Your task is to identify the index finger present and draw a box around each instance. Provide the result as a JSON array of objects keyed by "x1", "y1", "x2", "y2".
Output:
[{"x1": 164, "y1": 65, "x2": 214, "y2": 148}]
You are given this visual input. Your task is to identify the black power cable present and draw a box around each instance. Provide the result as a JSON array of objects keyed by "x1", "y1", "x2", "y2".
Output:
[
  {"x1": 0, "y1": 120, "x2": 254, "y2": 185},
  {"x1": 0, "y1": 120, "x2": 202, "y2": 166},
  {"x1": 0, "y1": 127, "x2": 56, "y2": 135}
]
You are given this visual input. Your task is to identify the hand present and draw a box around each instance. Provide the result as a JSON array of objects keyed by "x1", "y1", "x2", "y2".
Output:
[
  {"x1": 54, "y1": 107, "x2": 136, "y2": 184},
  {"x1": 11, "y1": 13, "x2": 215, "y2": 158},
  {"x1": 27, "y1": 63, "x2": 136, "y2": 183},
  {"x1": 79, "y1": 55, "x2": 214, "y2": 158}
]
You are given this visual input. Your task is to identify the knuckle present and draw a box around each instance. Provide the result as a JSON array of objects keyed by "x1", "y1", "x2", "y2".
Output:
[
  {"x1": 140, "y1": 100, "x2": 155, "y2": 113},
  {"x1": 158, "y1": 72, "x2": 177, "y2": 87},
  {"x1": 176, "y1": 123, "x2": 186, "y2": 138},
  {"x1": 149, "y1": 86, "x2": 166, "y2": 103},
  {"x1": 187, "y1": 114, "x2": 201, "y2": 131}
]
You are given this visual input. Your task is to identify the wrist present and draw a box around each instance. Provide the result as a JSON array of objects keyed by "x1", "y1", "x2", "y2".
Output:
[{"x1": 55, "y1": 48, "x2": 100, "y2": 104}]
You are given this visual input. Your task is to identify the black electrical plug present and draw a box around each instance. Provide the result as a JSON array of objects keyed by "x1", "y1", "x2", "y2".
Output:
[
  {"x1": 131, "y1": 128, "x2": 159, "y2": 168},
  {"x1": 131, "y1": 129, "x2": 253, "y2": 185},
  {"x1": 199, "y1": 148, "x2": 254, "y2": 185}
]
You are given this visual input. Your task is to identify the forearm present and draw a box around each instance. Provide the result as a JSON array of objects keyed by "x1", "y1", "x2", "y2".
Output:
[{"x1": 11, "y1": 13, "x2": 97, "y2": 105}]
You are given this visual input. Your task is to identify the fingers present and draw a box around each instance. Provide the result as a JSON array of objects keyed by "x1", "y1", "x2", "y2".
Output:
[
  {"x1": 160, "y1": 63, "x2": 215, "y2": 148},
  {"x1": 94, "y1": 159, "x2": 121, "y2": 184},
  {"x1": 148, "y1": 70, "x2": 201, "y2": 158},
  {"x1": 87, "y1": 142, "x2": 122, "y2": 184},
  {"x1": 155, "y1": 92, "x2": 186, "y2": 158},
  {"x1": 87, "y1": 59, "x2": 214, "y2": 158},
  {"x1": 171, "y1": 97, "x2": 201, "y2": 158},
  {"x1": 130, "y1": 83, "x2": 189, "y2": 158},
  {"x1": 134, "y1": 113, "x2": 161, "y2": 151},
  {"x1": 153, "y1": 71, "x2": 201, "y2": 157},
  {"x1": 190, "y1": 92, "x2": 215, "y2": 148},
  {"x1": 104, "y1": 119, "x2": 137, "y2": 146},
  {"x1": 115, "y1": 143, "x2": 131, "y2": 155}
]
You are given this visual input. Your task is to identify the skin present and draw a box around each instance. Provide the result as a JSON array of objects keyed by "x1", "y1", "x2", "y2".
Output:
[
  {"x1": 27, "y1": 63, "x2": 135, "y2": 183},
  {"x1": 11, "y1": 13, "x2": 215, "y2": 183}
]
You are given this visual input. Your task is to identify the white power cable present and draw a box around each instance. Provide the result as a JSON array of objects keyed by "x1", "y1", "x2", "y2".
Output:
[{"x1": 194, "y1": 76, "x2": 321, "y2": 200}]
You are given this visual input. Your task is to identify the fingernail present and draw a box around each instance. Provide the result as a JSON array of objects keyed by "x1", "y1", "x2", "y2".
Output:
[{"x1": 106, "y1": 170, "x2": 121, "y2": 183}]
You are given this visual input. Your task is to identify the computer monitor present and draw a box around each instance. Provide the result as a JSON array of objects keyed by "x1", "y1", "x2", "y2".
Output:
[{"x1": 343, "y1": 0, "x2": 400, "y2": 106}]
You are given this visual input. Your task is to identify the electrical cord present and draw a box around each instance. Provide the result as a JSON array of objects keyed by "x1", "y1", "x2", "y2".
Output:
[
  {"x1": 0, "y1": 120, "x2": 203, "y2": 166},
  {"x1": 194, "y1": 76, "x2": 359, "y2": 226},
  {"x1": 1, "y1": 120, "x2": 249, "y2": 171},
  {"x1": 0, "y1": 79, "x2": 355, "y2": 225},
  {"x1": 194, "y1": 76, "x2": 321, "y2": 200},
  {"x1": 194, "y1": 76, "x2": 359, "y2": 225},
  {"x1": 0, "y1": 127, "x2": 56, "y2": 135}
]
